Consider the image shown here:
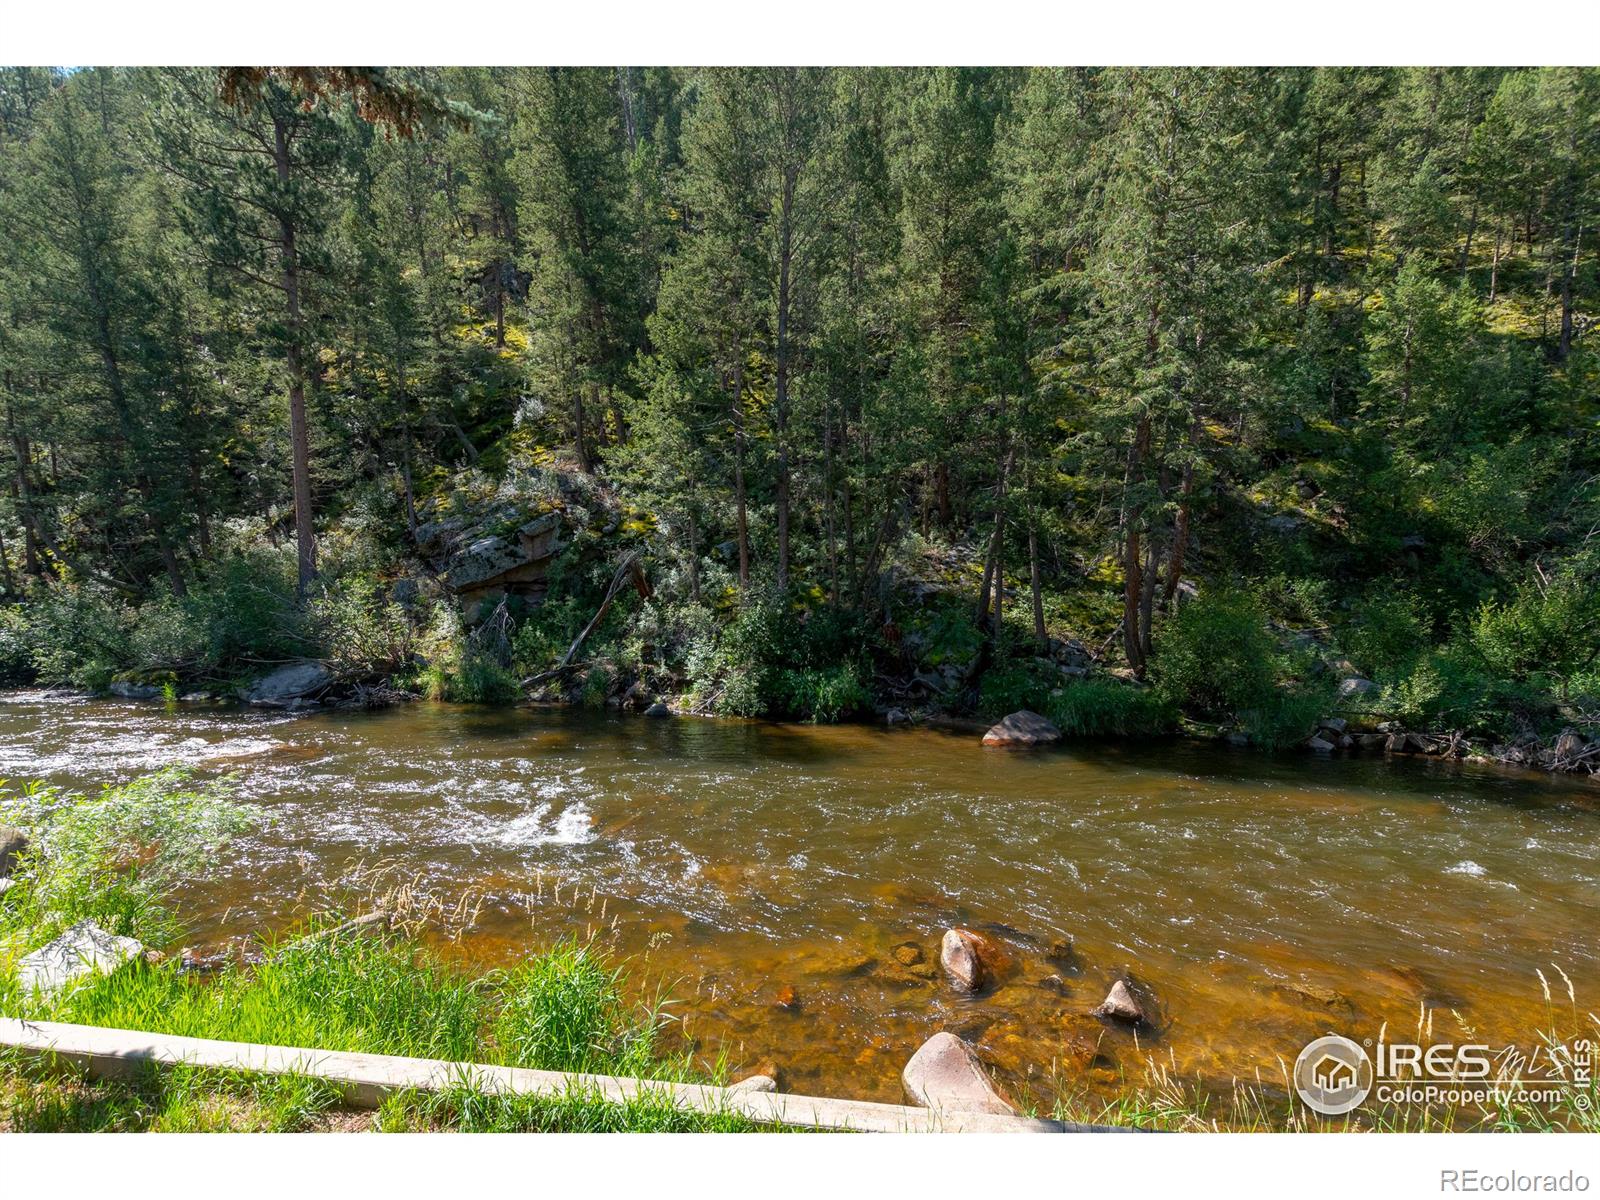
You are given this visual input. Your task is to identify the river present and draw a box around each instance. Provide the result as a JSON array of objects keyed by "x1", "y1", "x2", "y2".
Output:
[{"x1": 3, "y1": 690, "x2": 1597, "y2": 1111}]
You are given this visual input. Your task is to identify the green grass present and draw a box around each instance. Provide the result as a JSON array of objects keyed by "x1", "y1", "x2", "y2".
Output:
[
  {"x1": 0, "y1": 926, "x2": 774, "y2": 1132},
  {"x1": 1043, "y1": 679, "x2": 1177, "y2": 738}
]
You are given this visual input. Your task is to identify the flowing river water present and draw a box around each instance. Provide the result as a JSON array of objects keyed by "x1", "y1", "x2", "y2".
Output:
[{"x1": 3, "y1": 690, "x2": 1598, "y2": 1111}]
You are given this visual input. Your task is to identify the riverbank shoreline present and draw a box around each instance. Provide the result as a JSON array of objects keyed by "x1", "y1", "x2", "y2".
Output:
[{"x1": 18, "y1": 681, "x2": 1600, "y2": 789}]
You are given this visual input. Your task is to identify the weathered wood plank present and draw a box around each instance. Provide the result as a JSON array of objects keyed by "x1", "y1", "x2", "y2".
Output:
[{"x1": 0, "y1": 1018, "x2": 1126, "y2": 1133}]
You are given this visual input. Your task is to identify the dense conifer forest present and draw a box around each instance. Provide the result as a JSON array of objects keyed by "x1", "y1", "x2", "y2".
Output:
[{"x1": 1, "y1": 66, "x2": 1597, "y2": 760}]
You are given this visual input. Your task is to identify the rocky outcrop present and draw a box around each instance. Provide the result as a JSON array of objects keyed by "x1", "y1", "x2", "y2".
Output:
[
  {"x1": 241, "y1": 661, "x2": 333, "y2": 707},
  {"x1": 901, "y1": 1032, "x2": 1016, "y2": 1116},
  {"x1": 0, "y1": 826, "x2": 27, "y2": 876},
  {"x1": 940, "y1": 928, "x2": 989, "y2": 993},
  {"x1": 981, "y1": 710, "x2": 1061, "y2": 747},
  {"x1": 18, "y1": 921, "x2": 143, "y2": 994},
  {"x1": 442, "y1": 512, "x2": 563, "y2": 621}
]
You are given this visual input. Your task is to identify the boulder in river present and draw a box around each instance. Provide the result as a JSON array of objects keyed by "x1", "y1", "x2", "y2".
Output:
[
  {"x1": 728, "y1": 1073, "x2": 777, "y2": 1094},
  {"x1": 18, "y1": 921, "x2": 143, "y2": 995},
  {"x1": 242, "y1": 661, "x2": 333, "y2": 707},
  {"x1": 1094, "y1": 977, "x2": 1150, "y2": 1026},
  {"x1": 0, "y1": 825, "x2": 27, "y2": 876},
  {"x1": 901, "y1": 1032, "x2": 1016, "y2": 1116},
  {"x1": 1304, "y1": 735, "x2": 1335, "y2": 753},
  {"x1": 940, "y1": 927, "x2": 988, "y2": 993},
  {"x1": 1318, "y1": 717, "x2": 1348, "y2": 736},
  {"x1": 643, "y1": 701, "x2": 671, "y2": 718},
  {"x1": 981, "y1": 710, "x2": 1061, "y2": 747},
  {"x1": 108, "y1": 680, "x2": 161, "y2": 700}
]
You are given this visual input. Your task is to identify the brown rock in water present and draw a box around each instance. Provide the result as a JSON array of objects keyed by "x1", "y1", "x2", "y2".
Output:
[
  {"x1": 901, "y1": 1032, "x2": 1016, "y2": 1116},
  {"x1": 773, "y1": 983, "x2": 799, "y2": 1011},
  {"x1": 892, "y1": 941, "x2": 925, "y2": 966},
  {"x1": 1095, "y1": 978, "x2": 1148, "y2": 1025},
  {"x1": 940, "y1": 928, "x2": 987, "y2": 993},
  {"x1": 1358, "y1": 733, "x2": 1387, "y2": 750},
  {"x1": 728, "y1": 1073, "x2": 778, "y2": 1094},
  {"x1": 1386, "y1": 732, "x2": 1410, "y2": 753},
  {"x1": 981, "y1": 710, "x2": 1062, "y2": 747}
]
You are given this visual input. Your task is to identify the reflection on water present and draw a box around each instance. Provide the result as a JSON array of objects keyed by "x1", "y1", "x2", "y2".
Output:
[{"x1": 3, "y1": 690, "x2": 1597, "y2": 1107}]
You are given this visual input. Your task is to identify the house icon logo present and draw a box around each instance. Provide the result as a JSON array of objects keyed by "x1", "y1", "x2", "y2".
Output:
[{"x1": 1294, "y1": 1035, "x2": 1374, "y2": 1115}]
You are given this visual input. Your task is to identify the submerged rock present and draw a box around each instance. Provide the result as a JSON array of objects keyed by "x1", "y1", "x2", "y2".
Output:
[
  {"x1": 981, "y1": 710, "x2": 1061, "y2": 747},
  {"x1": 242, "y1": 661, "x2": 332, "y2": 706},
  {"x1": 643, "y1": 701, "x2": 671, "y2": 718},
  {"x1": 1094, "y1": 977, "x2": 1149, "y2": 1026},
  {"x1": 0, "y1": 825, "x2": 27, "y2": 876},
  {"x1": 891, "y1": 941, "x2": 925, "y2": 966},
  {"x1": 940, "y1": 928, "x2": 987, "y2": 993},
  {"x1": 901, "y1": 1032, "x2": 1016, "y2": 1116},
  {"x1": 19, "y1": 921, "x2": 143, "y2": 995}
]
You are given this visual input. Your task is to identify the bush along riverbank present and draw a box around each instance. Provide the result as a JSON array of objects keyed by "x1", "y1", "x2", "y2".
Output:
[{"x1": 1, "y1": 466, "x2": 1596, "y2": 780}]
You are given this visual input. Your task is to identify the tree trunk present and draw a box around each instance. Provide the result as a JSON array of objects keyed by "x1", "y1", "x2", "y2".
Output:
[
  {"x1": 731, "y1": 349, "x2": 750, "y2": 590},
  {"x1": 1121, "y1": 415, "x2": 1152, "y2": 676},
  {"x1": 274, "y1": 112, "x2": 318, "y2": 600},
  {"x1": 573, "y1": 384, "x2": 592, "y2": 472},
  {"x1": 1489, "y1": 221, "x2": 1503, "y2": 303},
  {"x1": 686, "y1": 506, "x2": 700, "y2": 604},
  {"x1": 774, "y1": 167, "x2": 796, "y2": 592},
  {"x1": 1029, "y1": 518, "x2": 1046, "y2": 652}
]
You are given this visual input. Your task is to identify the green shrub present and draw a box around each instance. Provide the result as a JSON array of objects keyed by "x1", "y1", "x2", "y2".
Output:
[
  {"x1": 308, "y1": 573, "x2": 421, "y2": 682},
  {"x1": 1241, "y1": 685, "x2": 1333, "y2": 750},
  {"x1": 978, "y1": 661, "x2": 1056, "y2": 717},
  {"x1": 1340, "y1": 590, "x2": 1430, "y2": 677},
  {"x1": 688, "y1": 592, "x2": 873, "y2": 723},
  {"x1": 774, "y1": 663, "x2": 871, "y2": 723},
  {"x1": 1042, "y1": 679, "x2": 1176, "y2": 738},
  {"x1": 1390, "y1": 639, "x2": 1551, "y2": 735},
  {"x1": 1150, "y1": 588, "x2": 1277, "y2": 720},
  {"x1": 13, "y1": 584, "x2": 132, "y2": 689},
  {"x1": 422, "y1": 656, "x2": 519, "y2": 705},
  {"x1": 0, "y1": 769, "x2": 260, "y2": 948},
  {"x1": 1470, "y1": 571, "x2": 1600, "y2": 700},
  {"x1": 0, "y1": 605, "x2": 33, "y2": 683}
]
